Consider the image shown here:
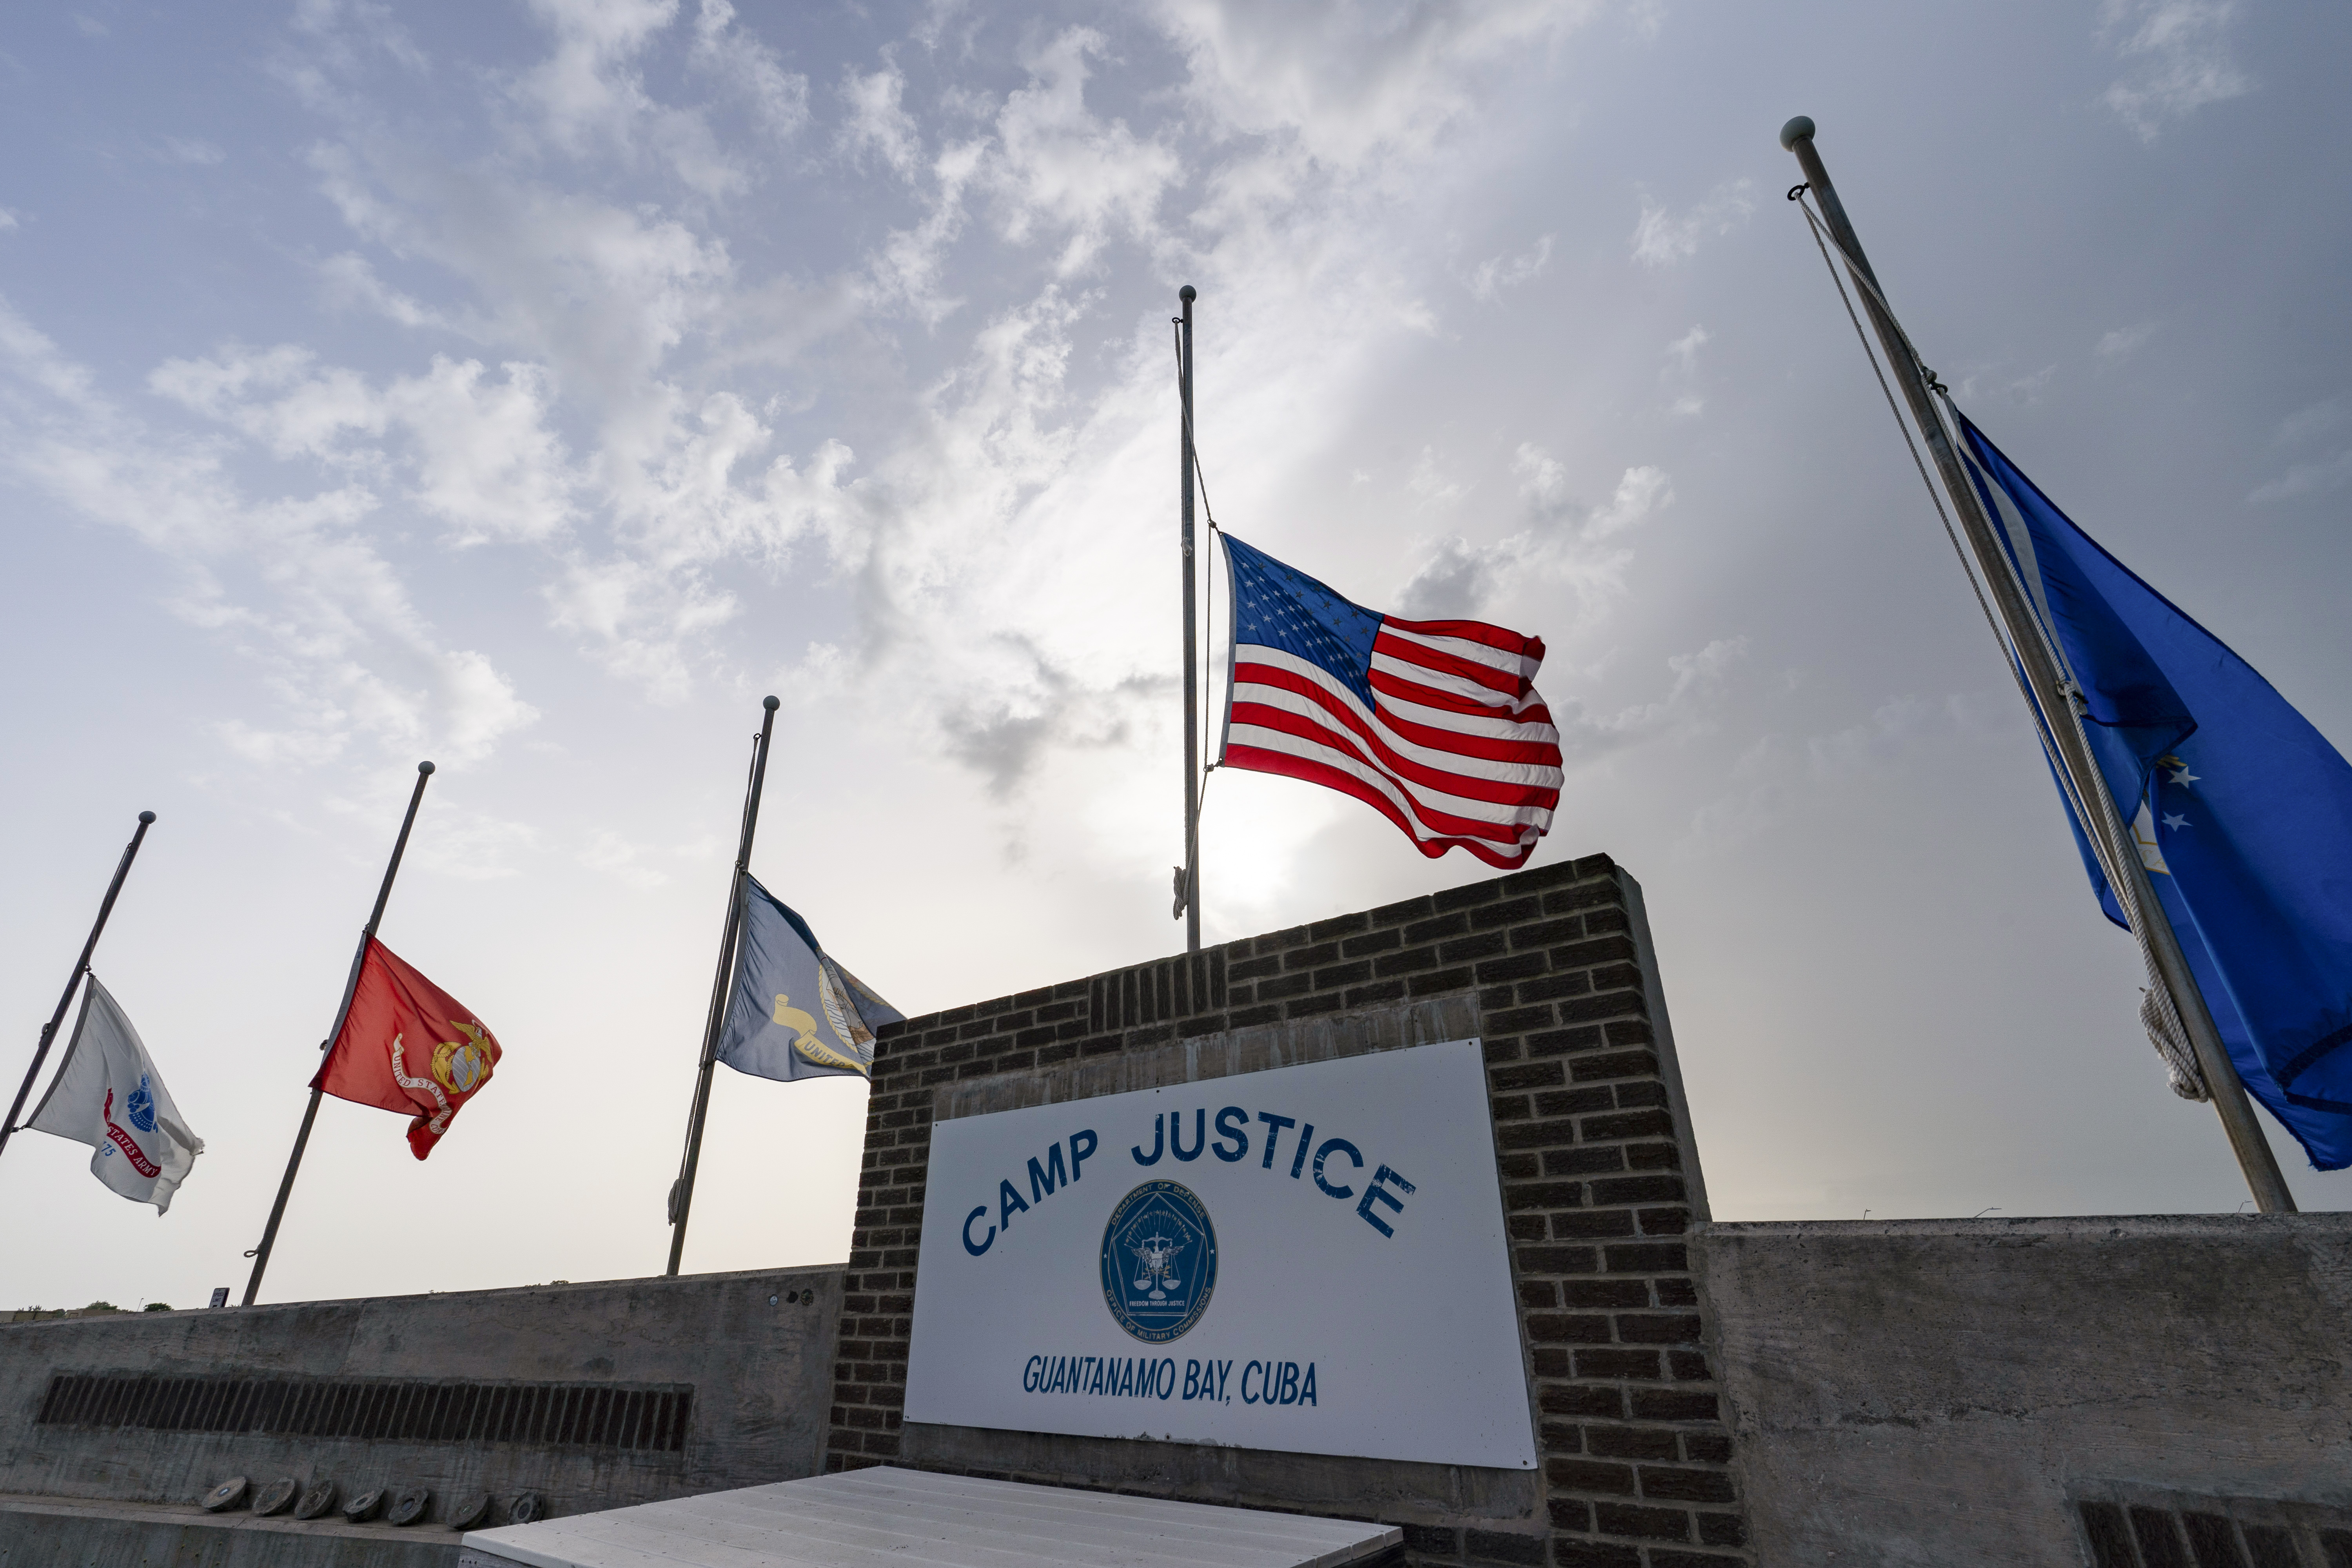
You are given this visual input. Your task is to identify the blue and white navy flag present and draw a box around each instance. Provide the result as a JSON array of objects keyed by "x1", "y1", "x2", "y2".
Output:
[
  {"x1": 1955, "y1": 408, "x2": 2352, "y2": 1170},
  {"x1": 714, "y1": 876, "x2": 903, "y2": 1082}
]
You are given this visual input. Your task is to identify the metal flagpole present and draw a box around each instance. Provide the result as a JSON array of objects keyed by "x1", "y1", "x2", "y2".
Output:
[
  {"x1": 666, "y1": 695, "x2": 781, "y2": 1277},
  {"x1": 0, "y1": 810, "x2": 158, "y2": 1163},
  {"x1": 1177, "y1": 283, "x2": 1202, "y2": 954},
  {"x1": 243, "y1": 761, "x2": 437, "y2": 1305},
  {"x1": 1780, "y1": 116, "x2": 2296, "y2": 1212}
]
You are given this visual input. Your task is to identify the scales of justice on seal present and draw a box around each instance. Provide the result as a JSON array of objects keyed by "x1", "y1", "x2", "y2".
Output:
[
  {"x1": 1099, "y1": 1178, "x2": 1220, "y2": 1343},
  {"x1": 1129, "y1": 1227, "x2": 1186, "y2": 1302}
]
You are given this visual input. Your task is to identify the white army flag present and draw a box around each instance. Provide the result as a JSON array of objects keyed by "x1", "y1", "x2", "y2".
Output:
[{"x1": 27, "y1": 976, "x2": 203, "y2": 1213}]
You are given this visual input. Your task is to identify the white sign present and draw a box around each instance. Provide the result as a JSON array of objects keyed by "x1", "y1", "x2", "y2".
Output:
[{"x1": 904, "y1": 1039, "x2": 1537, "y2": 1469}]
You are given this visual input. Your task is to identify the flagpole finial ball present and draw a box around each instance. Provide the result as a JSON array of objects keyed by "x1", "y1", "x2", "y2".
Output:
[
  {"x1": 1179, "y1": 284, "x2": 1196, "y2": 303},
  {"x1": 763, "y1": 695, "x2": 780, "y2": 712},
  {"x1": 417, "y1": 761, "x2": 436, "y2": 776},
  {"x1": 138, "y1": 811, "x2": 156, "y2": 824},
  {"x1": 1779, "y1": 116, "x2": 1816, "y2": 150}
]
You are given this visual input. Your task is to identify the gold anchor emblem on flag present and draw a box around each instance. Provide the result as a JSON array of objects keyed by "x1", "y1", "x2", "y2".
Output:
[{"x1": 773, "y1": 976, "x2": 864, "y2": 1073}]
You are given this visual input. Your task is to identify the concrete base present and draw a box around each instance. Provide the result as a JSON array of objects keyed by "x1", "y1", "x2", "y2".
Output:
[
  {"x1": 1694, "y1": 1213, "x2": 2352, "y2": 1566},
  {"x1": 0, "y1": 1266, "x2": 842, "y2": 1523},
  {"x1": 0, "y1": 1490, "x2": 460, "y2": 1566}
]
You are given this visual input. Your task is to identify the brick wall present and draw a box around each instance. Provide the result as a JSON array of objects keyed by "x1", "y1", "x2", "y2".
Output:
[{"x1": 826, "y1": 855, "x2": 1750, "y2": 1568}]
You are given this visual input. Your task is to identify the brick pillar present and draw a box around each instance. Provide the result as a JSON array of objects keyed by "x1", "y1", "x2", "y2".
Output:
[{"x1": 826, "y1": 856, "x2": 1750, "y2": 1567}]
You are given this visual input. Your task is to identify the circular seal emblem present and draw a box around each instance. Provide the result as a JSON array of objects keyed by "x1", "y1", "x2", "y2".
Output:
[{"x1": 1100, "y1": 1179, "x2": 1218, "y2": 1343}]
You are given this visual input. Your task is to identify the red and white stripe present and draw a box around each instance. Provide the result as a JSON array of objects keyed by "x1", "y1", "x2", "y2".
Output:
[{"x1": 1223, "y1": 616, "x2": 1564, "y2": 867}]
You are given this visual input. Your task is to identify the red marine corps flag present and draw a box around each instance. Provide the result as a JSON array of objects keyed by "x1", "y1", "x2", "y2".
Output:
[{"x1": 312, "y1": 938, "x2": 501, "y2": 1160}]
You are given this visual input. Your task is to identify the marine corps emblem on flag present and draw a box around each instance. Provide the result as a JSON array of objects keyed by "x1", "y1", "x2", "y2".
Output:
[{"x1": 312, "y1": 937, "x2": 502, "y2": 1160}]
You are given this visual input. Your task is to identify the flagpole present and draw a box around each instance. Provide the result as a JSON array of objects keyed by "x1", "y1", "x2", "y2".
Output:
[
  {"x1": 242, "y1": 761, "x2": 436, "y2": 1305},
  {"x1": 1780, "y1": 116, "x2": 2296, "y2": 1213},
  {"x1": 0, "y1": 811, "x2": 157, "y2": 1163},
  {"x1": 1178, "y1": 283, "x2": 1202, "y2": 954},
  {"x1": 666, "y1": 695, "x2": 780, "y2": 1277}
]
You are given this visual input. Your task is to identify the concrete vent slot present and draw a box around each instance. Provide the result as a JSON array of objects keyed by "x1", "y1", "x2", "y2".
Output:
[
  {"x1": 34, "y1": 1373, "x2": 692, "y2": 1452},
  {"x1": 2076, "y1": 1487, "x2": 2352, "y2": 1568}
]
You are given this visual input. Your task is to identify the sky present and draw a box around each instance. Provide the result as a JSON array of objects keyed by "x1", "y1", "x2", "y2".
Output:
[{"x1": 4, "y1": 0, "x2": 2350, "y2": 1312}]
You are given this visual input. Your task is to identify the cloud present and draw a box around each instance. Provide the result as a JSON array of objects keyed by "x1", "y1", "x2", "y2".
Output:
[
  {"x1": 0, "y1": 209, "x2": 18, "y2": 232},
  {"x1": 506, "y1": 0, "x2": 771, "y2": 200},
  {"x1": 388, "y1": 357, "x2": 576, "y2": 544},
  {"x1": 1393, "y1": 541, "x2": 1492, "y2": 622},
  {"x1": 160, "y1": 137, "x2": 226, "y2": 166},
  {"x1": 579, "y1": 827, "x2": 670, "y2": 888},
  {"x1": 1156, "y1": 0, "x2": 1598, "y2": 171},
  {"x1": 544, "y1": 555, "x2": 734, "y2": 701},
  {"x1": 0, "y1": 294, "x2": 100, "y2": 406},
  {"x1": 691, "y1": 0, "x2": 809, "y2": 142},
  {"x1": 1995, "y1": 364, "x2": 2058, "y2": 405},
  {"x1": 2269, "y1": 397, "x2": 2346, "y2": 450},
  {"x1": 1630, "y1": 178, "x2": 1755, "y2": 267},
  {"x1": 1463, "y1": 234, "x2": 1552, "y2": 302},
  {"x1": 2101, "y1": 0, "x2": 2251, "y2": 141},
  {"x1": 846, "y1": 32, "x2": 1181, "y2": 300},
  {"x1": 3, "y1": 299, "x2": 539, "y2": 769},
  {"x1": 514, "y1": 0, "x2": 682, "y2": 152},
  {"x1": 306, "y1": 140, "x2": 734, "y2": 425},
  {"x1": 1805, "y1": 695, "x2": 1945, "y2": 782},
  {"x1": 149, "y1": 344, "x2": 386, "y2": 459},
  {"x1": 1396, "y1": 455, "x2": 1671, "y2": 619},
  {"x1": 939, "y1": 637, "x2": 1162, "y2": 801},
  {"x1": 1589, "y1": 464, "x2": 1668, "y2": 537},
  {"x1": 1681, "y1": 691, "x2": 2009, "y2": 857},
  {"x1": 1407, "y1": 446, "x2": 1468, "y2": 509},
  {"x1": 980, "y1": 30, "x2": 1179, "y2": 276},
  {"x1": 317, "y1": 253, "x2": 465, "y2": 332},
  {"x1": 1662, "y1": 324, "x2": 1708, "y2": 416},
  {"x1": 2095, "y1": 321, "x2": 2160, "y2": 358},
  {"x1": 287, "y1": 0, "x2": 428, "y2": 76},
  {"x1": 148, "y1": 345, "x2": 576, "y2": 544},
  {"x1": 2249, "y1": 449, "x2": 2352, "y2": 505},
  {"x1": 839, "y1": 63, "x2": 924, "y2": 178},
  {"x1": 2221, "y1": 387, "x2": 2352, "y2": 505},
  {"x1": 1550, "y1": 637, "x2": 1749, "y2": 768},
  {"x1": 406, "y1": 802, "x2": 541, "y2": 881},
  {"x1": 8, "y1": 0, "x2": 1685, "y2": 844},
  {"x1": 538, "y1": 413, "x2": 873, "y2": 700}
]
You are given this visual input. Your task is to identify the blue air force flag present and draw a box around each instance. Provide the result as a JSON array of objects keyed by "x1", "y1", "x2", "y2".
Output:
[
  {"x1": 714, "y1": 876, "x2": 903, "y2": 1082},
  {"x1": 1955, "y1": 408, "x2": 2352, "y2": 1169}
]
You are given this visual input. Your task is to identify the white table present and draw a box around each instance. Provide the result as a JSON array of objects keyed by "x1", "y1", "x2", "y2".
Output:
[{"x1": 458, "y1": 1465, "x2": 1401, "y2": 1568}]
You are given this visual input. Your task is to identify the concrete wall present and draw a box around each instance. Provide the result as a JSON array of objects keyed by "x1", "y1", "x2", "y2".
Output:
[
  {"x1": 31, "y1": 865, "x2": 2352, "y2": 1568},
  {"x1": 0, "y1": 1494, "x2": 466, "y2": 1568},
  {"x1": 0, "y1": 1263, "x2": 843, "y2": 1559},
  {"x1": 831, "y1": 857, "x2": 1756, "y2": 1568},
  {"x1": 1693, "y1": 1214, "x2": 2352, "y2": 1566}
]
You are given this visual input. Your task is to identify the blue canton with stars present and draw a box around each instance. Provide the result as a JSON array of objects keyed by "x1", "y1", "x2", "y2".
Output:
[{"x1": 1222, "y1": 533, "x2": 1383, "y2": 710}]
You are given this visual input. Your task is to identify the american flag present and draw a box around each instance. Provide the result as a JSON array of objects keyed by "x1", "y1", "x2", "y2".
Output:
[{"x1": 1218, "y1": 533, "x2": 1563, "y2": 868}]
